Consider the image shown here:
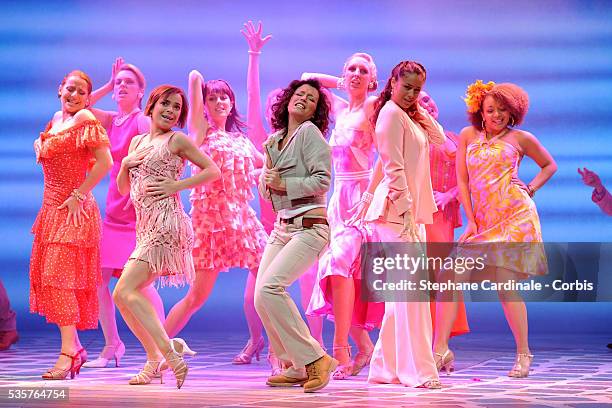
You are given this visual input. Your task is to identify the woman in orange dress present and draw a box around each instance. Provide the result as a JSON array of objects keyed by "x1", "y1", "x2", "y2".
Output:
[
  {"x1": 433, "y1": 81, "x2": 557, "y2": 378},
  {"x1": 417, "y1": 92, "x2": 470, "y2": 345},
  {"x1": 30, "y1": 70, "x2": 113, "y2": 379}
]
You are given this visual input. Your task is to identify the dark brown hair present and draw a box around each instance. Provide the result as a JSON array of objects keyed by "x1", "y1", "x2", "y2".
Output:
[
  {"x1": 371, "y1": 61, "x2": 427, "y2": 126},
  {"x1": 203, "y1": 79, "x2": 246, "y2": 133},
  {"x1": 58, "y1": 70, "x2": 93, "y2": 98},
  {"x1": 468, "y1": 83, "x2": 529, "y2": 131},
  {"x1": 270, "y1": 79, "x2": 331, "y2": 135},
  {"x1": 144, "y1": 85, "x2": 189, "y2": 128}
]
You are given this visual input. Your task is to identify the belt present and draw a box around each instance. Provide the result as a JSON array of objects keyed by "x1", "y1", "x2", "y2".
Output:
[{"x1": 280, "y1": 216, "x2": 328, "y2": 228}]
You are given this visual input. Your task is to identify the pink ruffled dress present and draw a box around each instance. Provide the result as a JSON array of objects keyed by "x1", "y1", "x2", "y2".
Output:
[
  {"x1": 190, "y1": 130, "x2": 267, "y2": 273},
  {"x1": 128, "y1": 133, "x2": 195, "y2": 287},
  {"x1": 100, "y1": 112, "x2": 140, "y2": 272},
  {"x1": 30, "y1": 119, "x2": 109, "y2": 329},
  {"x1": 308, "y1": 127, "x2": 384, "y2": 330}
]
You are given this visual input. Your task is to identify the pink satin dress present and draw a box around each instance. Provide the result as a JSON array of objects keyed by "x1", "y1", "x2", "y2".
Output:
[{"x1": 307, "y1": 127, "x2": 384, "y2": 330}]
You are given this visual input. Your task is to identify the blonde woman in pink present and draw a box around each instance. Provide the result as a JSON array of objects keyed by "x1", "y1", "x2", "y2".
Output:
[
  {"x1": 84, "y1": 58, "x2": 165, "y2": 368},
  {"x1": 302, "y1": 53, "x2": 384, "y2": 379},
  {"x1": 113, "y1": 85, "x2": 220, "y2": 388}
]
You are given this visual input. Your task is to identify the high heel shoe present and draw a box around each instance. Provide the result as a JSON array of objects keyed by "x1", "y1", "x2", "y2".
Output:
[
  {"x1": 159, "y1": 338, "x2": 197, "y2": 372},
  {"x1": 165, "y1": 338, "x2": 191, "y2": 389},
  {"x1": 351, "y1": 347, "x2": 373, "y2": 376},
  {"x1": 233, "y1": 337, "x2": 265, "y2": 364},
  {"x1": 268, "y1": 352, "x2": 283, "y2": 376},
  {"x1": 508, "y1": 353, "x2": 534, "y2": 378},
  {"x1": 83, "y1": 342, "x2": 125, "y2": 368},
  {"x1": 332, "y1": 345, "x2": 352, "y2": 380},
  {"x1": 434, "y1": 349, "x2": 455, "y2": 375},
  {"x1": 129, "y1": 360, "x2": 163, "y2": 385},
  {"x1": 42, "y1": 351, "x2": 82, "y2": 380},
  {"x1": 417, "y1": 379, "x2": 443, "y2": 389}
]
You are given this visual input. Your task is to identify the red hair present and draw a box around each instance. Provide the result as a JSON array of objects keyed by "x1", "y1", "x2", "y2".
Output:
[
  {"x1": 144, "y1": 85, "x2": 189, "y2": 128},
  {"x1": 469, "y1": 82, "x2": 529, "y2": 131},
  {"x1": 58, "y1": 70, "x2": 92, "y2": 97}
]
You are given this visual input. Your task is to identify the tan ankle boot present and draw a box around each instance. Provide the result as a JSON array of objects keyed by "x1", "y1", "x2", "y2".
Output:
[{"x1": 303, "y1": 354, "x2": 338, "y2": 393}]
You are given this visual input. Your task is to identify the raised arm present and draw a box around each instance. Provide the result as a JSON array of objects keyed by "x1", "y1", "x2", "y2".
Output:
[
  {"x1": 187, "y1": 69, "x2": 210, "y2": 147},
  {"x1": 301, "y1": 72, "x2": 348, "y2": 114},
  {"x1": 90, "y1": 57, "x2": 124, "y2": 129},
  {"x1": 242, "y1": 20, "x2": 272, "y2": 149}
]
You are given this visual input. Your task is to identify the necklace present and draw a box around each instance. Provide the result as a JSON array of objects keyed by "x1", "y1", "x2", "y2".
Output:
[
  {"x1": 113, "y1": 108, "x2": 141, "y2": 127},
  {"x1": 482, "y1": 127, "x2": 510, "y2": 146}
]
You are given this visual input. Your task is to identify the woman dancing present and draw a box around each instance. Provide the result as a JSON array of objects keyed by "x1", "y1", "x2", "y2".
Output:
[
  {"x1": 162, "y1": 63, "x2": 268, "y2": 365},
  {"x1": 30, "y1": 70, "x2": 113, "y2": 379},
  {"x1": 84, "y1": 58, "x2": 165, "y2": 368},
  {"x1": 113, "y1": 85, "x2": 219, "y2": 388},
  {"x1": 433, "y1": 81, "x2": 556, "y2": 378},
  {"x1": 255, "y1": 79, "x2": 337, "y2": 393},
  {"x1": 302, "y1": 53, "x2": 384, "y2": 379},
  {"x1": 352, "y1": 61, "x2": 445, "y2": 388}
]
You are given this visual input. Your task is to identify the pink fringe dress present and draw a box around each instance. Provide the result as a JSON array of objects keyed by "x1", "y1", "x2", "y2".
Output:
[
  {"x1": 190, "y1": 130, "x2": 267, "y2": 273},
  {"x1": 128, "y1": 133, "x2": 195, "y2": 287}
]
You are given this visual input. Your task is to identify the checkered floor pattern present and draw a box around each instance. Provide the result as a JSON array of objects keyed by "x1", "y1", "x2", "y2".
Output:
[{"x1": 0, "y1": 332, "x2": 610, "y2": 407}]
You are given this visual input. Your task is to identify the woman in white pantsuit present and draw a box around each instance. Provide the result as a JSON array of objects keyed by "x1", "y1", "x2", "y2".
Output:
[{"x1": 351, "y1": 61, "x2": 445, "y2": 388}]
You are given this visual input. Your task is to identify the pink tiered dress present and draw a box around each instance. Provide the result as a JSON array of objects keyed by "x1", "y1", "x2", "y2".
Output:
[
  {"x1": 30, "y1": 119, "x2": 109, "y2": 329},
  {"x1": 190, "y1": 130, "x2": 267, "y2": 273},
  {"x1": 100, "y1": 112, "x2": 141, "y2": 273},
  {"x1": 308, "y1": 127, "x2": 384, "y2": 330},
  {"x1": 128, "y1": 133, "x2": 195, "y2": 287}
]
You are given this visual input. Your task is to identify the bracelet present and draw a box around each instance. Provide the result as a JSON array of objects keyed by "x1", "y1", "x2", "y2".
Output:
[
  {"x1": 337, "y1": 77, "x2": 345, "y2": 90},
  {"x1": 71, "y1": 189, "x2": 86, "y2": 203},
  {"x1": 248, "y1": 50, "x2": 261, "y2": 55},
  {"x1": 526, "y1": 184, "x2": 536, "y2": 197},
  {"x1": 361, "y1": 191, "x2": 374, "y2": 204}
]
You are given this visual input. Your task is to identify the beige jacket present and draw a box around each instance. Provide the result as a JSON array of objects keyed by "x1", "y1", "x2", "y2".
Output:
[
  {"x1": 259, "y1": 121, "x2": 332, "y2": 212},
  {"x1": 365, "y1": 100, "x2": 445, "y2": 225}
]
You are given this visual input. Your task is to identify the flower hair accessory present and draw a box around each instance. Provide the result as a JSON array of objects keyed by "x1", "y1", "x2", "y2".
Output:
[{"x1": 464, "y1": 80, "x2": 495, "y2": 113}]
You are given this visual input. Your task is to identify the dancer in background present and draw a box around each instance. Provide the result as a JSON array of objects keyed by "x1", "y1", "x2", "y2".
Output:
[
  {"x1": 433, "y1": 81, "x2": 557, "y2": 378},
  {"x1": 113, "y1": 85, "x2": 220, "y2": 388},
  {"x1": 162, "y1": 62, "x2": 268, "y2": 365},
  {"x1": 579, "y1": 167, "x2": 612, "y2": 215},
  {"x1": 418, "y1": 91, "x2": 470, "y2": 346},
  {"x1": 30, "y1": 70, "x2": 113, "y2": 379},
  {"x1": 84, "y1": 58, "x2": 165, "y2": 368},
  {"x1": 0, "y1": 279, "x2": 18, "y2": 351},
  {"x1": 243, "y1": 21, "x2": 324, "y2": 374},
  {"x1": 255, "y1": 79, "x2": 337, "y2": 393},
  {"x1": 351, "y1": 61, "x2": 445, "y2": 388},
  {"x1": 302, "y1": 52, "x2": 383, "y2": 380}
]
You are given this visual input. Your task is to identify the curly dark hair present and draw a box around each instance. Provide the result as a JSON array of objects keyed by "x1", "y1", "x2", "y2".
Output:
[
  {"x1": 371, "y1": 61, "x2": 427, "y2": 127},
  {"x1": 468, "y1": 83, "x2": 529, "y2": 131},
  {"x1": 270, "y1": 79, "x2": 331, "y2": 135}
]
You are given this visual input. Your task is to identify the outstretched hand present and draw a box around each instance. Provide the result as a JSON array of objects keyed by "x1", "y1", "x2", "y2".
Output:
[
  {"x1": 578, "y1": 167, "x2": 603, "y2": 189},
  {"x1": 241, "y1": 20, "x2": 272, "y2": 53},
  {"x1": 110, "y1": 57, "x2": 125, "y2": 85}
]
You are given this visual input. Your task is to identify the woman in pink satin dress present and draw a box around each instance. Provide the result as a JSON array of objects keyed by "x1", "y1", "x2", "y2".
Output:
[{"x1": 302, "y1": 53, "x2": 384, "y2": 380}]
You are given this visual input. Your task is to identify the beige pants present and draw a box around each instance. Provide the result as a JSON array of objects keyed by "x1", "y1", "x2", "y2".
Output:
[{"x1": 254, "y1": 216, "x2": 329, "y2": 371}]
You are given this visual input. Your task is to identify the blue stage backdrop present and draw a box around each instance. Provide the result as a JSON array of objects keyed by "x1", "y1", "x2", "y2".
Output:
[{"x1": 1, "y1": 0, "x2": 611, "y2": 334}]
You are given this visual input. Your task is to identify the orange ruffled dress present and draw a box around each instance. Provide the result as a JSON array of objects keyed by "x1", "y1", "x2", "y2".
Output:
[
  {"x1": 190, "y1": 130, "x2": 267, "y2": 273},
  {"x1": 30, "y1": 119, "x2": 109, "y2": 330}
]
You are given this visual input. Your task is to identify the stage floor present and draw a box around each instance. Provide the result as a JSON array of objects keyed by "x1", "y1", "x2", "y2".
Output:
[{"x1": 0, "y1": 332, "x2": 611, "y2": 407}]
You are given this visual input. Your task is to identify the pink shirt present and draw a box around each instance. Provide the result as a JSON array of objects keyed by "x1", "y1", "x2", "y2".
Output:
[
  {"x1": 429, "y1": 131, "x2": 461, "y2": 228},
  {"x1": 593, "y1": 187, "x2": 612, "y2": 215}
]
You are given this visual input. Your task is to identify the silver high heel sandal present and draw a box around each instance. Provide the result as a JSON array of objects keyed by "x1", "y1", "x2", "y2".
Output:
[{"x1": 508, "y1": 353, "x2": 534, "y2": 378}]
